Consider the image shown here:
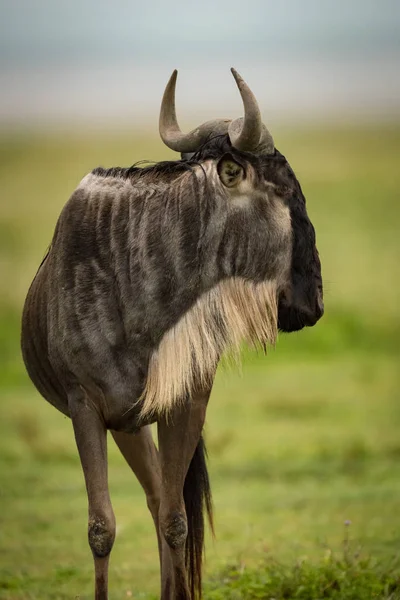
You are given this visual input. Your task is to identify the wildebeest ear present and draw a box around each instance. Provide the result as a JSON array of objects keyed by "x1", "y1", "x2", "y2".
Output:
[{"x1": 217, "y1": 153, "x2": 246, "y2": 188}]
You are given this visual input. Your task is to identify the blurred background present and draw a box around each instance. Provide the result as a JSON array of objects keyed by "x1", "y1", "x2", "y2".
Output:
[{"x1": 0, "y1": 1, "x2": 399, "y2": 598}]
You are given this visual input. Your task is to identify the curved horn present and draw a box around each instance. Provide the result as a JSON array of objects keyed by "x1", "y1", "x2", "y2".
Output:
[
  {"x1": 228, "y1": 68, "x2": 274, "y2": 153},
  {"x1": 159, "y1": 68, "x2": 274, "y2": 154},
  {"x1": 159, "y1": 70, "x2": 231, "y2": 153},
  {"x1": 158, "y1": 70, "x2": 186, "y2": 151}
]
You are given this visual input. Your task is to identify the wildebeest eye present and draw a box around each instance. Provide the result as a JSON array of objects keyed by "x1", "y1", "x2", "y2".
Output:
[{"x1": 217, "y1": 153, "x2": 246, "y2": 188}]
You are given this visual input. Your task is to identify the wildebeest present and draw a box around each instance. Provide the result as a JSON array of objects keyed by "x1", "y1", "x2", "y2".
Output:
[{"x1": 21, "y1": 68, "x2": 323, "y2": 599}]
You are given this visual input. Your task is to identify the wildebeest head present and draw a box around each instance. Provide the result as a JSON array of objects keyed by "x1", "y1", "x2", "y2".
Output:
[{"x1": 159, "y1": 69, "x2": 323, "y2": 334}]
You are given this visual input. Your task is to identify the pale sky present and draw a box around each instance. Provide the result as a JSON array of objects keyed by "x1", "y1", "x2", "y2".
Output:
[
  {"x1": 0, "y1": 0, "x2": 399, "y2": 126},
  {"x1": 1, "y1": 0, "x2": 399, "y2": 62}
]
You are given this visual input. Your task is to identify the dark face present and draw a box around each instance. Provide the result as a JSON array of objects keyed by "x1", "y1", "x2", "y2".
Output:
[
  {"x1": 184, "y1": 140, "x2": 323, "y2": 333},
  {"x1": 266, "y1": 151, "x2": 324, "y2": 332}
]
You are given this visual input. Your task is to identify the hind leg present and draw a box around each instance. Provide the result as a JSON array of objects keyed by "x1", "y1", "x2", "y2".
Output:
[
  {"x1": 111, "y1": 426, "x2": 168, "y2": 575},
  {"x1": 70, "y1": 395, "x2": 115, "y2": 600}
]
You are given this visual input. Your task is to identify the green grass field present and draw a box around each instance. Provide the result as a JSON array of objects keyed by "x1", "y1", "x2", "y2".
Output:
[{"x1": 0, "y1": 125, "x2": 399, "y2": 599}]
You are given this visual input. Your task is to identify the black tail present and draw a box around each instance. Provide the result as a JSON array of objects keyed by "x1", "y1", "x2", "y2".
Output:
[{"x1": 184, "y1": 434, "x2": 214, "y2": 599}]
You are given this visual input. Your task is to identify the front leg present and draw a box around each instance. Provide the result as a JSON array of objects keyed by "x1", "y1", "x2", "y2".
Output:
[{"x1": 158, "y1": 387, "x2": 211, "y2": 600}]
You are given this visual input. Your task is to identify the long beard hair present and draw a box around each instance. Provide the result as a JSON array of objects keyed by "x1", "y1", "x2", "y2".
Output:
[{"x1": 139, "y1": 277, "x2": 278, "y2": 420}]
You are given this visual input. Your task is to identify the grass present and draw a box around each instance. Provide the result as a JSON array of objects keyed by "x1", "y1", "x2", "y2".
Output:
[
  {"x1": 0, "y1": 124, "x2": 399, "y2": 599},
  {"x1": 205, "y1": 556, "x2": 400, "y2": 599}
]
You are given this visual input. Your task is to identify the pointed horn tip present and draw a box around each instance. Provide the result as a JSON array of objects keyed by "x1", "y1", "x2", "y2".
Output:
[
  {"x1": 164, "y1": 70, "x2": 178, "y2": 88},
  {"x1": 230, "y1": 68, "x2": 248, "y2": 93},
  {"x1": 230, "y1": 67, "x2": 243, "y2": 82}
]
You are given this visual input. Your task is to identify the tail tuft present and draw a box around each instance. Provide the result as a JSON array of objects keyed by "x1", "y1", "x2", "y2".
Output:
[{"x1": 184, "y1": 434, "x2": 213, "y2": 599}]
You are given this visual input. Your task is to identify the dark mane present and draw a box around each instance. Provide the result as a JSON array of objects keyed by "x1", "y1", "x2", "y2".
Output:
[
  {"x1": 91, "y1": 135, "x2": 232, "y2": 182},
  {"x1": 91, "y1": 134, "x2": 287, "y2": 186},
  {"x1": 92, "y1": 160, "x2": 194, "y2": 183}
]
